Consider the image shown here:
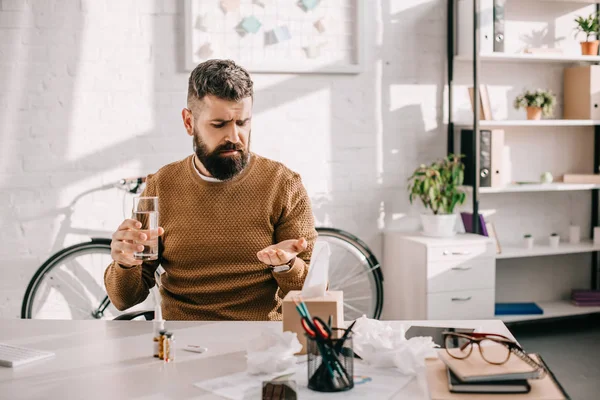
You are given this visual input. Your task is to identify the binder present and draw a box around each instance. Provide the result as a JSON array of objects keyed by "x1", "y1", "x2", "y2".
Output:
[{"x1": 458, "y1": 0, "x2": 494, "y2": 56}]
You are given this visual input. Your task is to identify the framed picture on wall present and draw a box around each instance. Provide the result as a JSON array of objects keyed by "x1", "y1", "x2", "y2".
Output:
[{"x1": 184, "y1": 0, "x2": 365, "y2": 74}]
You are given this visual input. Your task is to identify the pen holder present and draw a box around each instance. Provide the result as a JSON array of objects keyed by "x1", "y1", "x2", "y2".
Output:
[{"x1": 306, "y1": 328, "x2": 354, "y2": 393}]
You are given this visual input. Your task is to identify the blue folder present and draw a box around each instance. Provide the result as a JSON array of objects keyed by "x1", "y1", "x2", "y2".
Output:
[{"x1": 495, "y1": 302, "x2": 544, "y2": 316}]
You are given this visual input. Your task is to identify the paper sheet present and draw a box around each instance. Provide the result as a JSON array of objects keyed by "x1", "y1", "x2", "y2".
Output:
[{"x1": 193, "y1": 361, "x2": 418, "y2": 400}]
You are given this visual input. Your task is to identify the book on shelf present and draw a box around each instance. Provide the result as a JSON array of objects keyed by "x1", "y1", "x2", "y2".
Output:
[
  {"x1": 438, "y1": 346, "x2": 544, "y2": 383},
  {"x1": 495, "y1": 303, "x2": 544, "y2": 316},
  {"x1": 427, "y1": 352, "x2": 569, "y2": 399},
  {"x1": 460, "y1": 212, "x2": 488, "y2": 236},
  {"x1": 571, "y1": 289, "x2": 600, "y2": 306},
  {"x1": 468, "y1": 84, "x2": 493, "y2": 120},
  {"x1": 562, "y1": 174, "x2": 600, "y2": 184}
]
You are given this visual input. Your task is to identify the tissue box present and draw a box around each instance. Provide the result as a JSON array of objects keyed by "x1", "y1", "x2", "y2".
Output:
[{"x1": 282, "y1": 290, "x2": 344, "y2": 354}]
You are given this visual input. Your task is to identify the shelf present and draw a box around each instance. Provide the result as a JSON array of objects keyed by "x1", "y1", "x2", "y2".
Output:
[
  {"x1": 498, "y1": 301, "x2": 600, "y2": 323},
  {"x1": 455, "y1": 52, "x2": 600, "y2": 64},
  {"x1": 478, "y1": 183, "x2": 600, "y2": 193},
  {"x1": 455, "y1": 120, "x2": 600, "y2": 128},
  {"x1": 496, "y1": 240, "x2": 600, "y2": 259}
]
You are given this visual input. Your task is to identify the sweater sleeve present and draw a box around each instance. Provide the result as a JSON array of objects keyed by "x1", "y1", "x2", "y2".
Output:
[
  {"x1": 103, "y1": 175, "x2": 161, "y2": 311},
  {"x1": 272, "y1": 173, "x2": 317, "y2": 297}
]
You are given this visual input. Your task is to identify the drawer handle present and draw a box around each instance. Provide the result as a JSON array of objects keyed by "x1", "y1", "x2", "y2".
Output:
[
  {"x1": 451, "y1": 266, "x2": 472, "y2": 271},
  {"x1": 443, "y1": 250, "x2": 471, "y2": 256},
  {"x1": 451, "y1": 296, "x2": 472, "y2": 302}
]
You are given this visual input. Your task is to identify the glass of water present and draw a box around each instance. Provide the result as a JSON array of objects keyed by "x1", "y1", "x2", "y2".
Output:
[{"x1": 132, "y1": 196, "x2": 159, "y2": 261}]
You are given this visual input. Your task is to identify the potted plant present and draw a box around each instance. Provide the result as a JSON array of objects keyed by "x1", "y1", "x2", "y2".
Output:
[
  {"x1": 408, "y1": 154, "x2": 467, "y2": 237},
  {"x1": 575, "y1": 11, "x2": 600, "y2": 56},
  {"x1": 523, "y1": 234, "x2": 534, "y2": 250},
  {"x1": 549, "y1": 233, "x2": 560, "y2": 248},
  {"x1": 514, "y1": 89, "x2": 556, "y2": 120}
]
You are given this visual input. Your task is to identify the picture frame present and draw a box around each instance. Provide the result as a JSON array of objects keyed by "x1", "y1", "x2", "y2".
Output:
[{"x1": 184, "y1": 0, "x2": 365, "y2": 74}]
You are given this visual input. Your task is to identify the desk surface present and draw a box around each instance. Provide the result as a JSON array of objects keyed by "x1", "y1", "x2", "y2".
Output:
[{"x1": 0, "y1": 319, "x2": 513, "y2": 400}]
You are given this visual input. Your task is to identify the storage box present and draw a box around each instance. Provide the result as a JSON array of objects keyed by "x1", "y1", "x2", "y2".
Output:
[
  {"x1": 564, "y1": 65, "x2": 600, "y2": 120},
  {"x1": 282, "y1": 290, "x2": 344, "y2": 354}
]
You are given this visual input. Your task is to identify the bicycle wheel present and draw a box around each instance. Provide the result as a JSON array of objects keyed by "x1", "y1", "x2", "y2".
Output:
[
  {"x1": 21, "y1": 239, "x2": 152, "y2": 320},
  {"x1": 316, "y1": 228, "x2": 384, "y2": 320}
]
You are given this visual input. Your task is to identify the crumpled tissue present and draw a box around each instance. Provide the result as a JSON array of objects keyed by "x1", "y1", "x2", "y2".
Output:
[
  {"x1": 352, "y1": 316, "x2": 438, "y2": 376},
  {"x1": 245, "y1": 329, "x2": 302, "y2": 375}
]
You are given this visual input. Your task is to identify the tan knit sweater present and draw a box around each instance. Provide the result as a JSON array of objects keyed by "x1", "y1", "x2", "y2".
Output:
[{"x1": 104, "y1": 154, "x2": 317, "y2": 321}]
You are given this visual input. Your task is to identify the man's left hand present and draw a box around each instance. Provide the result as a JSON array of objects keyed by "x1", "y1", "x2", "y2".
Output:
[{"x1": 257, "y1": 238, "x2": 307, "y2": 266}]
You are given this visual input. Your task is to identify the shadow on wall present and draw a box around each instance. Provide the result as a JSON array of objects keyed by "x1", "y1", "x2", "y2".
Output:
[{"x1": 0, "y1": 1, "x2": 84, "y2": 315}]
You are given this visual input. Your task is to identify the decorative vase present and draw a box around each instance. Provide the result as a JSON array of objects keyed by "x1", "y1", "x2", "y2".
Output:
[
  {"x1": 420, "y1": 214, "x2": 457, "y2": 238},
  {"x1": 580, "y1": 40, "x2": 600, "y2": 56},
  {"x1": 526, "y1": 106, "x2": 542, "y2": 120},
  {"x1": 549, "y1": 235, "x2": 560, "y2": 248},
  {"x1": 524, "y1": 236, "x2": 534, "y2": 250}
]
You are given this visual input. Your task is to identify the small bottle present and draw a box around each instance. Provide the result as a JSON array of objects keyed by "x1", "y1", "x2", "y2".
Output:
[
  {"x1": 164, "y1": 332, "x2": 175, "y2": 363},
  {"x1": 158, "y1": 329, "x2": 168, "y2": 360},
  {"x1": 153, "y1": 320, "x2": 165, "y2": 358}
]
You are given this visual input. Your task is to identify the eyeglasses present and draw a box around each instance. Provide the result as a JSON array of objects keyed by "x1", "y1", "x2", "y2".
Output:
[{"x1": 442, "y1": 331, "x2": 546, "y2": 373}]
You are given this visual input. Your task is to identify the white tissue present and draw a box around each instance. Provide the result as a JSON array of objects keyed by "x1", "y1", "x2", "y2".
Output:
[
  {"x1": 352, "y1": 316, "x2": 438, "y2": 376},
  {"x1": 245, "y1": 329, "x2": 302, "y2": 375},
  {"x1": 301, "y1": 241, "x2": 331, "y2": 298}
]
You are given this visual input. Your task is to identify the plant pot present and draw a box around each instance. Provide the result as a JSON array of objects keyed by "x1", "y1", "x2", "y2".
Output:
[
  {"x1": 526, "y1": 107, "x2": 542, "y2": 120},
  {"x1": 580, "y1": 40, "x2": 600, "y2": 56},
  {"x1": 523, "y1": 237, "x2": 534, "y2": 250},
  {"x1": 420, "y1": 214, "x2": 457, "y2": 237},
  {"x1": 549, "y1": 235, "x2": 560, "y2": 248}
]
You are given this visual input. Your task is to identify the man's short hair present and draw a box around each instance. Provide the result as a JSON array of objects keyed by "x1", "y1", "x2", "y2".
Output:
[{"x1": 187, "y1": 59, "x2": 254, "y2": 107}]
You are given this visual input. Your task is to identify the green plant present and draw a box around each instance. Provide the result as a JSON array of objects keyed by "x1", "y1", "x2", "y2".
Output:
[
  {"x1": 575, "y1": 12, "x2": 599, "y2": 42},
  {"x1": 407, "y1": 154, "x2": 466, "y2": 215},
  {"x1": 524, "y1": 234, "x2": 532, "y2": 238},
  {"x1": 513, "y1": 89, "x2": 556, "y2": 117},
  {"x1": 551, "y1": 233, "x2": 558, "y2": 237}
]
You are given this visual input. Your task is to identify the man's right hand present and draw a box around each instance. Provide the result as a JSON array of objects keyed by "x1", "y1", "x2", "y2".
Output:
[{"x1": 110, "y1": 219, "x2": 164, "y2": 267}]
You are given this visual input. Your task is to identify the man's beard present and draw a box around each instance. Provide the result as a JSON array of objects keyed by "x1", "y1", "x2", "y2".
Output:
[{"x1": 193, "y1": 129, "x2": 250, "y2": 181}]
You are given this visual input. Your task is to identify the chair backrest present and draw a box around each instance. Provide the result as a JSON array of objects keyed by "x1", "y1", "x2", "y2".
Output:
[{"x1": 113, "y1": 310, "x2": 155, "y2": 320}]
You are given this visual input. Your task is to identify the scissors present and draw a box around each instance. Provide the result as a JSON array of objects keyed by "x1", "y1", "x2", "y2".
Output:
[
  {"x1": 301, "y1": 316, "x2": 331, "y2": 342},
  {"x1": 301, "y1": 316, "x2": 351, "y2": 388}
]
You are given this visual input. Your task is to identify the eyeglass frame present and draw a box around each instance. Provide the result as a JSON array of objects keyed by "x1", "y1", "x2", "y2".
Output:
[{"x1": 442, "y1": 331, "x2": 546, "y2": 374}]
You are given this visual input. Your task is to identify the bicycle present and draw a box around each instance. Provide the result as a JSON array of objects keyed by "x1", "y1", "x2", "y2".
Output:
[{"x1": 21, "y1": 177, "x2": 384, "y2": 321}]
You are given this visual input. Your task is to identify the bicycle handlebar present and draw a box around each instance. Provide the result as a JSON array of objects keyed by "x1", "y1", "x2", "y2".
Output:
[{"x1": 116, "y1": 177, "x2": 146, "y2": 194}]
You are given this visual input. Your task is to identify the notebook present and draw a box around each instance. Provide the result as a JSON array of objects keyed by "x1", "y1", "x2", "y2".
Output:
[
  {"x1": 438, "y1": 347, "x2": 544, "y2": 382},
  {"x1": 495, "y1": 303, "x2": 544, "y2": 316},
  {"x1": 448, "y1": 368, "x2": 531, "y2": 394},
  {"x1": 427, "y1": 354, "x2": 569, "y2": 400}
]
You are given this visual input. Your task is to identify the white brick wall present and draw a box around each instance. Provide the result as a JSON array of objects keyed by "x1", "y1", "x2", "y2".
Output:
[{"x1": 0, "y1": 0, "x2": 448, "y2": 318}]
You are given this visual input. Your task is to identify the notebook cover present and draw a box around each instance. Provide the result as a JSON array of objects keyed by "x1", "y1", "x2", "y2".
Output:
[
  {"x1": 571, "y1": 300, "x2": 600, "y2": 306},
  {"x1": 495, "y1": 303, "x2": 544, "y2": 316},
  {"x1": 448, "y1": 368, "x2": 531, "y2": 394},
  {"x1": 427, "y1": 354, "x2": 569, "y2": 400},
  {"x1": 438, "y1": 347, "x2": 542, "y2": 382},
  {"x1": 461, "y1": 212, "x2": 489, "y2": 236}
]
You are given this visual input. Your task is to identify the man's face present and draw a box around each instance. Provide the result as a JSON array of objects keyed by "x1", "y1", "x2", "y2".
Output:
[{"x1": 183, "y1": 95, "x2": 252, "y2": 180}]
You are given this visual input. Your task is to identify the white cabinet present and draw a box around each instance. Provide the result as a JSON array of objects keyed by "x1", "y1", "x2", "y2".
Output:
[{"x1": 382, "y1": 232, "x2": 496, "y2": 320}]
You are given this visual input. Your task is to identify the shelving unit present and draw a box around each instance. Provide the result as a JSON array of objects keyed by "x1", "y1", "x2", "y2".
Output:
[
  {"x1": 497, "y1": 240, "x2": 600, "y2": 259},
  {"x1": 455, "y1": 52, "x2": 600, "y2": 63},
  {"x1": 499, "y1": 301, "x2": 600, "y2": 323},
  {"x1": 455, "y1": 119, "x2": 600, "y2": 128},
  {"x1": 469, "y1": 183, "x2": 600, "y2": 193},
  {"x1": 447, "y1": 0, "x2": 600, "y2": 323}
]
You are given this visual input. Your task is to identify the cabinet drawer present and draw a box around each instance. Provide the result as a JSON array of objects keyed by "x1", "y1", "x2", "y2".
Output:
[
  {"x1": 428, "y1": 258, "x2": 495, "y2": 293},
  {"x1": 427, "y1": 242, "x2": 494, "y2": 263},
  {"x1": 427, "y1": 289, "x2": 494, "y2": 320}
]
